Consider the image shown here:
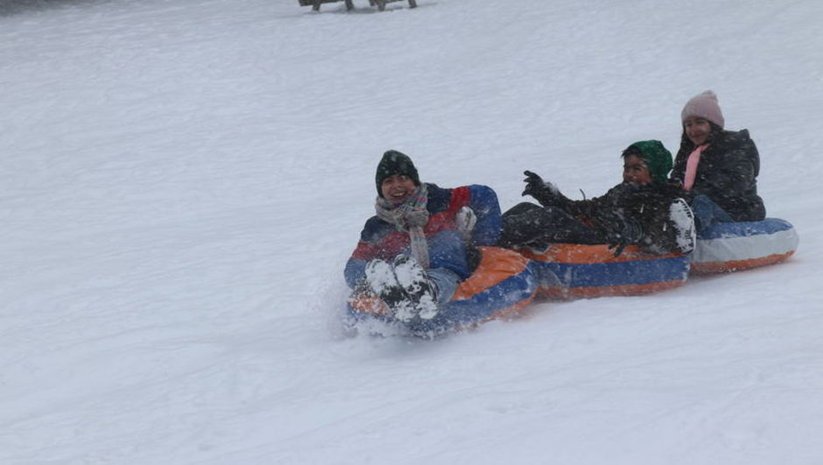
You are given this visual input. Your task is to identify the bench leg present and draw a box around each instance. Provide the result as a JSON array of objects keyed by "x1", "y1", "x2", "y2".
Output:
[
  {"x1": 409, "y1": 0, "x2": 417, "y2": 7},
  {"x1": 375, "y1": 0, "x2": 386, "y2": 11},
  {"x1": 312, "y1": 0, "x2": 321, "y2": 11},
  {"x1": 345, "y1": 0, "x2": 354, "y2": 9}
]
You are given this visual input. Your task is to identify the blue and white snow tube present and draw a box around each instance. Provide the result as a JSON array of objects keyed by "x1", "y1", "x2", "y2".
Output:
[{"x1": 691, "y1": 218, "x2": 798, "y2": 273}]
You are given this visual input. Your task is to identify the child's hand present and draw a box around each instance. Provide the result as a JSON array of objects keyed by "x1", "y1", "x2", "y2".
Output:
[
  {"x1": 594, "y1": 210, "x2": 643, "y2": 257},
  {"x1": 523, "y1": 170, "x2": 542, "y2": 185},
  {"x1": 522, "y1": 170, "x2": 547, "y2": 197},
  {"x1": 522, "y1": 170, "x2": 561, "y2": 206}
]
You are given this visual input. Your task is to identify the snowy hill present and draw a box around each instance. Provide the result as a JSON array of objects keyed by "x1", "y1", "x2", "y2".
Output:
[{"x1": 2, "y1": 0, "x2": 823, "y2": 464}]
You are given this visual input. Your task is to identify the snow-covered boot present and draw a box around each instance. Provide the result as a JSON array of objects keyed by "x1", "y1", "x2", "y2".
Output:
[
  {"x1": 668, "y1": 198, "x2": 696, "y2": 254},
  {"x1": 364, "y1": 259, "x2": 416, "y2": 321},
  {"x1": 392, "y1": 255, "x2": 439, "y2": 320}
]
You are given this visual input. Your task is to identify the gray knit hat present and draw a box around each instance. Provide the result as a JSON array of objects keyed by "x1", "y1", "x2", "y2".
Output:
[{"x1": 681, "y1": 90, "x2": 725, "y2": 128}]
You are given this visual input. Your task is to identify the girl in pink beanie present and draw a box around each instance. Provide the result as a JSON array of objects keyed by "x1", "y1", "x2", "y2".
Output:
[{"x1": 670, "y1": 90, "x2": 766, "y2": 233}]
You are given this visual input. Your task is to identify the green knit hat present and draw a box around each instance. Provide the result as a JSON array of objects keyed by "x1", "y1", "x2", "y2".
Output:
[
  {"x1": 375, "y1": 150, "x2": 420, "y2": 197},
  {"x1": 622, "y1": 140, "x2": 673, "y2": 183}
]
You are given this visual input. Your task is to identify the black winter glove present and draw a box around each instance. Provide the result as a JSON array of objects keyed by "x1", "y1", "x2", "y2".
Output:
[
  {"x1": 595, "y1": 210, "x2": 643, "y2": 257},
  {"x1": 605, "y1": 232, "x2": 630, "y2": 257},
  {"x1": 522, "y1": 170, "x2": 565, "y2": 207}
]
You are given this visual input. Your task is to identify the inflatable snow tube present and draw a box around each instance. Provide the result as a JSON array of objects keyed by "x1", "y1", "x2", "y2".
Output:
[
  {"x1": 520, "y1": 244, "x2": 690, "y2": 299},
  {"x1": 347, "y1": 247, "x2": 539, "y2": 337},
  {"x1": 691, "y1": 218, "x2": 798, "y2": 273}
]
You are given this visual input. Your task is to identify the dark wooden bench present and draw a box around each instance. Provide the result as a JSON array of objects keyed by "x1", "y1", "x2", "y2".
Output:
[
  {"x1": 370, "y1": 0, "x2": 417, "y2": 10},
  {"x1": 298, "y1": 0, "x2": 353, "y2": 11},
  {"x1": 298, "y1": 0, "x2": 416, "y2": 11}
]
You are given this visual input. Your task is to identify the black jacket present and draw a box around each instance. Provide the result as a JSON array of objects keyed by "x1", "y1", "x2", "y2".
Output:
[
  {"x1": 534, "y1": 181, "x2": 689, "y2": 254},
  {"x1": 671, "y1": 129, "x2": 766, "y2": 221}
]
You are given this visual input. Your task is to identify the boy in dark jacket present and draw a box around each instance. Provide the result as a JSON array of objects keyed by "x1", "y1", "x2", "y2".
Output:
[
  {"x1": 500, "y1": 140, "x2": 695, "y2": 256},
  {"x1": 345, "y1": 150, "x2": 502, "y2": 323},
  {"x1": 670, "y1": 90, "x2": 766, "y2": 232}
]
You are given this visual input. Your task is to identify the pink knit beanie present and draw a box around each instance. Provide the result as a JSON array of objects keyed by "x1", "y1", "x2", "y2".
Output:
[{"x1": 681, "y1": 90, "x2": 725, "y2": 128}]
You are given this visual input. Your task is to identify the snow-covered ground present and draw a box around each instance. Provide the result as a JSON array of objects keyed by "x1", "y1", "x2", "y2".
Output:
[{"x1": 2, "y1": 0, "x2": 823, "y2": 463}]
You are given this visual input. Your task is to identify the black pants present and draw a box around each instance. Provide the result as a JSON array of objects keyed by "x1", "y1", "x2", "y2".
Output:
[{"x1": 498, "y1": 202, "x2": 603, "y2": 248}]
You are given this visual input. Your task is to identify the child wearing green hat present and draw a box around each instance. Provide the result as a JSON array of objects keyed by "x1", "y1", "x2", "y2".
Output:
[{"x1": 500, "y1": 140, "x2": 695, "y2": 256}]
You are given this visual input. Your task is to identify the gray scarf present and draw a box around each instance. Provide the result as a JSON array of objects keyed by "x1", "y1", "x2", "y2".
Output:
[{"x1": 375, "y1": 184, "x2": 430, "y2": 269}]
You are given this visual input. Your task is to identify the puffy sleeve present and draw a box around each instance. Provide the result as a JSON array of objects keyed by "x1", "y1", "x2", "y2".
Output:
[
  {"x1": 466, "y1": 185, "x2": 502, "y2": 246},
  {"x1": 712, "y1": 132, "x2": 759, "y2": 195}
]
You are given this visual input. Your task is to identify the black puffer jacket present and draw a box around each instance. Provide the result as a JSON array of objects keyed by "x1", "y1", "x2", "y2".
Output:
[
  {"x1": 567, "y1": 182, "x2": 688, "y2": 253},
  {"x1": 671, "y1": 129, "x2": 766, "y2": 221}
]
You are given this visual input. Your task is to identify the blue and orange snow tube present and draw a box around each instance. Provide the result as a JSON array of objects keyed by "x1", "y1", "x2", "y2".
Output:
[
  {"x1": 691, "y1": 218, "x2": 798, "y2": 273},
  {"x1": 347, "y1": 246, "x2": 539, "y2": 336},
  {"x1": 520, "y1": 244, "x2": 690, "y2": 299}
]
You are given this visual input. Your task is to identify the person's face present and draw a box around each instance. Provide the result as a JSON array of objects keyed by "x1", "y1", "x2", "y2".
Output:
[
  {"x1": 380, "y1": 174, "x2": 417, "y2": 204},
  {"x1": 684, "y1": 116, "x2": 712, "y2": 146},
  {"x1": 623, "y1": 154, "x2": 653, "y2": 185}
]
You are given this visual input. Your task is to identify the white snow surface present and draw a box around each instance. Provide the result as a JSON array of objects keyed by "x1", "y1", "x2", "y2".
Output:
[{"x1": 2, "y1": 0, "x2": 823, "y2": 464}]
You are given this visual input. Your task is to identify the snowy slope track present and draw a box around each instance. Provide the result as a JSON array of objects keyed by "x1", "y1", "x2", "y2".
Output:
[{"x1": 2, "y1": 0, "x2": 823, "y2": 464}]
